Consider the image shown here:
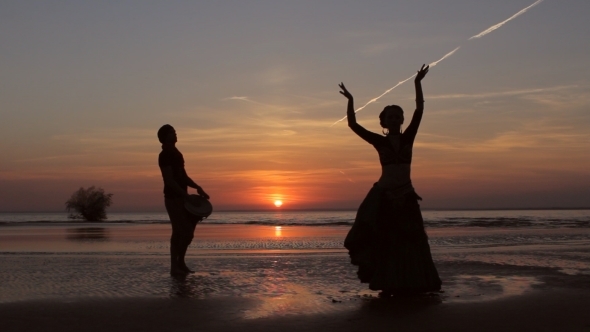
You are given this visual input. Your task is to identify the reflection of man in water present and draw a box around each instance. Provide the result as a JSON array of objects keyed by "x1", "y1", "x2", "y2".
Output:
[{"x1": 157, "y1": 124, "x2": 210, "y2": 276}]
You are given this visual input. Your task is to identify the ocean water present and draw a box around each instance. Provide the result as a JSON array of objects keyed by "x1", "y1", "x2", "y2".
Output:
[
  {"x1": 1, "y1": 210, "x2": 589, "y2": 267},
  {"x1": 1, "y1": 210, "x2": 589, "y2": 304},
  {"x1": 1, "y1": 209, "x2": 589, "y2": 228}
]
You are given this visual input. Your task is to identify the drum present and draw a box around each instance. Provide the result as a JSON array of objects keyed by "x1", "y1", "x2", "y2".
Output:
[{"x1": 184, "y1": 194, "x2": 213, "y2": 218}]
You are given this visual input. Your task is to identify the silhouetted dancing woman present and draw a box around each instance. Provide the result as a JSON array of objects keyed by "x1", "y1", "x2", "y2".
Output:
[{"x1": 340, "y1": 65, "x2": 441, "y2": 296}]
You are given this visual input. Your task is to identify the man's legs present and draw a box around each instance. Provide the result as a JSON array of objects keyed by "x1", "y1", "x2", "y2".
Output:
[
  {"x1": 165, "y1": 197, "x2": 195, "y2": 275},
  {"x1": 177, "y1": 221, "x2": 196, "y2": 272}
]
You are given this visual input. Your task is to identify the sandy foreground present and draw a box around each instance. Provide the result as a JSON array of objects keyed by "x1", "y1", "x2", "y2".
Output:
[
  {"x1": 2, "y1": 288, "x2": 589, "y2": 332},
  {"x1": 1, "y1": 223, "x2": 589, "y2": 331}
]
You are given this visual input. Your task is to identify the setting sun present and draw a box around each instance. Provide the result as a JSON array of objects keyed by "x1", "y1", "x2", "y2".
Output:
[{"x1": 274, "y1": 200, "x2": 283, "y2": 207}]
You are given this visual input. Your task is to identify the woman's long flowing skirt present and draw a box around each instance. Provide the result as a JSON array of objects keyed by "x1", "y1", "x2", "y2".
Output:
[{"x1": 344, "y1": 184, "x2": 441, "y2": 292}]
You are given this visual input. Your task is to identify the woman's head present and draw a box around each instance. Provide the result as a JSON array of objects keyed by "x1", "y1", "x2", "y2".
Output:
[{"x1": 379, "y1": 105, "x2": 404, "y2": 132}]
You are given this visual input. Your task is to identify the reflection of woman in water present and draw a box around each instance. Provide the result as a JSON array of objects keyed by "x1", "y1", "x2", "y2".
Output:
[{"x1": 340, "y1": 65, "x2": 441, "y2": 296}]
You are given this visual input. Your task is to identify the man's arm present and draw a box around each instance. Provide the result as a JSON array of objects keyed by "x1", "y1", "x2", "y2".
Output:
[
  {"x1": 186, "y1": 176, "x2": 210, "y2": 199},
  {"x1": 160, "y1": 166, "x2": 189, "y2": 197}
]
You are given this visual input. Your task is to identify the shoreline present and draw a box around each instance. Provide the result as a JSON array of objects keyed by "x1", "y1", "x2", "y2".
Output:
[
  {"x1": 2, "y1": 222, "x2": 589, "y2": 331},
  {"x1": 2, "y1": 280, "x2": 589, "y2": 331},
  {"x1": 4, "y1": 292, "x2": 590, "y2": 332}
]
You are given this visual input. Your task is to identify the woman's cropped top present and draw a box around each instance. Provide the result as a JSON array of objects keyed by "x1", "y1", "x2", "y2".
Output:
[{"x1": 349, "y1": 110, "x2": 422, "y2": 166}]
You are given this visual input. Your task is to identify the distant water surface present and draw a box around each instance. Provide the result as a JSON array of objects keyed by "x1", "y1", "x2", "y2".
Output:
[
  {"x1": 2, "y1": 212, "x2": 589, "y2": 304},
  {"x1": 1, "y1": 210, "x2": 589, "y2": 228}
]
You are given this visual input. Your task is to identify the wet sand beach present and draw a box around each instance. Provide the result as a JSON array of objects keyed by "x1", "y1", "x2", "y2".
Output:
[
  {"x1": 1, "y1": 223, "x2": 589, "y2": 331},
  {"x1": 3, "y1": 288, "x2": 589, "y2": 332}
]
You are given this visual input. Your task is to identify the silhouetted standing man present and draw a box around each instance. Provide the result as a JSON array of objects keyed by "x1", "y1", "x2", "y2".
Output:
[{"x1": 157, "y1": 124, "x2": 209, "y2": 275}]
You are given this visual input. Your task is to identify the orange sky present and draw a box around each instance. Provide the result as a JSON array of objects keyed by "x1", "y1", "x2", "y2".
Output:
[{"x1": 1, "y1": 1, "x2": 590, "y2": 211}]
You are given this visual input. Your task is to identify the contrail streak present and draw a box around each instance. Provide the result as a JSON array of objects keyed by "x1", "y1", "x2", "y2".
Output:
[
  {"x1": 469, "y1": 0, "x2": 543, "y2": 40},
  {"x1": 331, "y1": 47, "x2": 460, "y2": 127},
  {"x1": 428, "y1": 46, "x2": 460, "y2": 67},
  {"x1": 332, "y1": 0, "x2": 543, "y2": 126}
]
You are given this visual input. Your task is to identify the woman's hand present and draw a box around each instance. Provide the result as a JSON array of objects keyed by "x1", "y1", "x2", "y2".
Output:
[
  {"x1": 339, "y1": 83, "x2": 353, "y2": 100},
  {"x1": 415, "y1": 64, "x2": 429, "y2": 82}
]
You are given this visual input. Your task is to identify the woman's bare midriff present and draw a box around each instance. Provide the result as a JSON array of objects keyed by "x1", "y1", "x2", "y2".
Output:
[{"x1": 377, "y1": 164, "x2": 411, "y2": 189}]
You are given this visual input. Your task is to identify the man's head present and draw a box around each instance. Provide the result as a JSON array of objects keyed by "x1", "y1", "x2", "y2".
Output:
[{"x1": 157, "y1": 124, "x2": 177, "y2": 144}]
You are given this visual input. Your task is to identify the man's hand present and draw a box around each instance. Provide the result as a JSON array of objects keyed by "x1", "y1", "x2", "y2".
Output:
[{"x1": 197, "y1": 187, "x2": 210, "y2": 200}]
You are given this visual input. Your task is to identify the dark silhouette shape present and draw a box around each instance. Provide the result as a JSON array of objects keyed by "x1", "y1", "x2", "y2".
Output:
[
  {"x1": 65, "y1": 186, "x2": 113, "y2": 221},
  {"x1": 66, "y1": 227, "x2": 109, "y2": 241},
  {"x1": 168, "y1": 273, "x2": 194, "y2": 298},
  {"x1": 340, "y1": 65, "x2": 442, "y2": 297},
  {"x1": 157, "y1": 124, "x2": 210, "y2": 276},
  {"x1": 168, "y1": 273, "x2": 213, "y2": 298}
]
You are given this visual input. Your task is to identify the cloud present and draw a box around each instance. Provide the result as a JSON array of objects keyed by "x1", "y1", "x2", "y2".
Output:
[
  {"x1": 416, "y1": 118, "x2": 590, "y2": 154},
  {"x1": 429, "y1": 85, "x2": 579, "y2": 100},
  {"x1": 361, "y1": 43, "x2": 396, "y2": 56},
  {"x1": 259, "y1": 65, "x2": 298, "y2": 85},
  {"x1": 332, "y1": 0, "x2": 546, "y2": 126},
  {"x1": 226, "y1": 96, "x2": 251, "y2": 101}
]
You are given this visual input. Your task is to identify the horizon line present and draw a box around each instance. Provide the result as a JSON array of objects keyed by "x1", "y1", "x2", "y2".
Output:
[{"x1": 2, "y1": 207, "x2": 590, "y2": 214}]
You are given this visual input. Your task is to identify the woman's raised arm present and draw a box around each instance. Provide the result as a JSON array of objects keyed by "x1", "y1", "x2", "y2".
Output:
[
  {"x1": 414, "y1": 64, "x2": 429, "y2": 111},
  {"x1": 339, "y1": 82, "x2": 357, "y2": 127},
  {"x1": 339, "y1": 82, "x2": 381, "y2": 144},
  {"x1": 405, "y1": 64, "x2": 429, "y2": 139}
]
